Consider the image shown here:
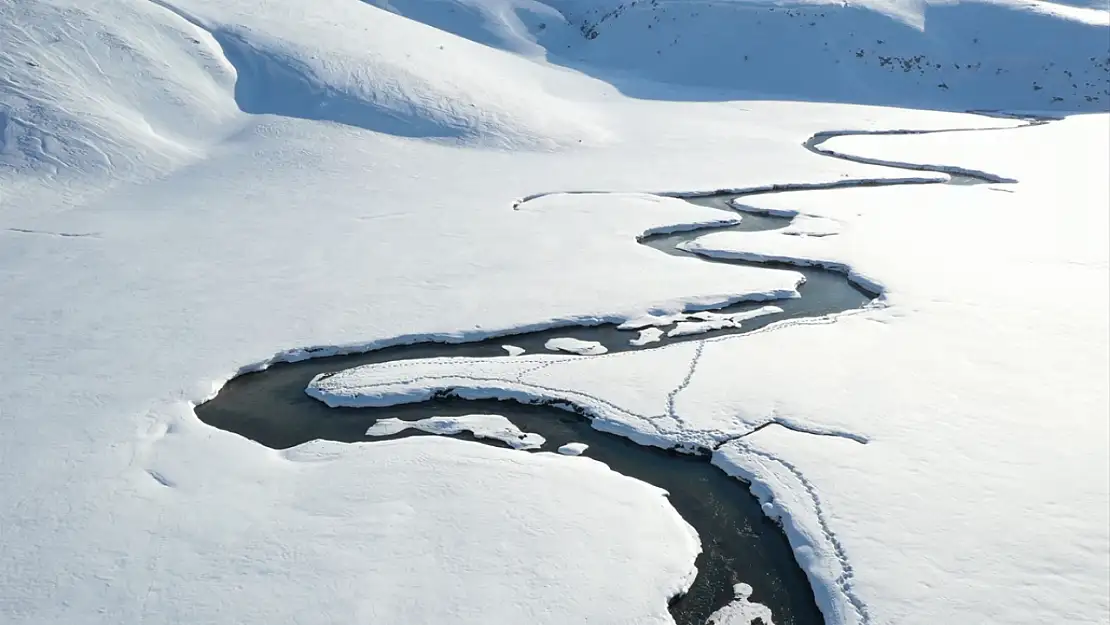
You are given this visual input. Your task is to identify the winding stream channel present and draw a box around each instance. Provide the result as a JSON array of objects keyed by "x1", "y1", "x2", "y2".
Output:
[{"x1": 197, "y1": 113, "x2": 1049, "y2": 625}]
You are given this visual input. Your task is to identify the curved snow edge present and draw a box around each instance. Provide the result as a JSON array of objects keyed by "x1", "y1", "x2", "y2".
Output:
[
  {"x1": 677, "y1": 242, "x2": 885, "y2": 300},
  {"x1": 189, "y1": 287, "x2": 798, "y2": 406},
  {"x1": 513, "y1": 176, "x2": 948, "y2": 209},
  {"x1": 713, "y1": 441, "x2": 867, "y2": 625},
  {"x1": 638, "y1": 218, "x2": 743, "y2": 239},
  {"x1": 303, "y1": 362, "x2": 869, "y2": 623},
  {"x1": 305, "y1": 374, "x2": 720, "y2": 451}
]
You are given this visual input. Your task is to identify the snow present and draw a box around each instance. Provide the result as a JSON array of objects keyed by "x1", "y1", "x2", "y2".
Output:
[
  {"x1": 365, "y1": 414, "x2": 546, "y2": 449},
  {"x1": 620, "y1": 305, "x2": 795, "y2": 337},
  {"x1": 2, "y1": 0, "x2": 1108, "y2": 624},
  {"x1": 680, "y1": 239, "x2": 884, "y2": 298},
  {"x1": 557, "y1": 442, "x2": 590, "y2": 456},
  {"x1": 620, "y1": 313, "x2": 699, "y2": 330},
  {"x1": 502, "y1": 344, "x2": 526, "y2": 356},
  {"x1": 199, "y1": 436, "x2": 698, "y2": 624},
  {"x1": 782, "y1": 214, "x2": 842, "y2": 237},
  {"x1": 706, "y1": 583, "x2": 776, "y2": 625},
  {"x1": 544, "y1": 337, "x2": 609, "y2": 355},
  {"x1": 630, "y1": 327, "x2": 665, "y2": 346}
]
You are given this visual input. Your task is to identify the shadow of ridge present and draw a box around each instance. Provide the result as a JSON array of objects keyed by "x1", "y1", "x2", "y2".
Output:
[
  {"x1": 213, "y1": 29, "x2": 471, "y2": 138},
  {"x1": 371, "y1": 0, "x2": 1110, "y2": 114}
]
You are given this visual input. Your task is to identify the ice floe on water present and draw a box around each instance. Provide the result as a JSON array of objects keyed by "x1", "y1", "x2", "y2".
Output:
[
  {"x1": 630, "y1": 327, "x2": 665, "y2": 346},
  {"x1": 619, "y1": 312, "x2": 694, "y2": 330},
  {"x1": 557, "y1": 442, "x2": 589, "y2": 456},
  {"x1": 667, "y1": 306, "x2": 785, "y2": 338},
  {"x1": 621, "y1": 305, "x2": 789, "y2": 337},
  {"x1": 365, "y1": 414, "x2": 546, "y2": 450},
  {"x1": 706, "y1": 583, "x2": 776, "y2": 625},
  {"x1": 501, "y1": 344, "x2": 526, "y2": 356},
  {"x1": 544, "y1": 337, "x2": 609, "y2": 355}
]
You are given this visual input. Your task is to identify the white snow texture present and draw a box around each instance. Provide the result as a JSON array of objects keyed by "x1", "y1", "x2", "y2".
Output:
[{"x1": 1, "y1": 1, "x2": 1107, "y2": 625}]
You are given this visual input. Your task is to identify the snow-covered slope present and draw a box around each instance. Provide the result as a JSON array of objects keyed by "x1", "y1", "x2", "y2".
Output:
[
  {"x1": 377, "y1": 0, "x2": 1110, "y2": 111},
  {"x1": 1, "y1": 1, "x2": 1108, "y2": 625},
  {"x1": 0, "y1": 0, "x2": 237, "y2": 206},
  {"x1": 154, "y1": 0, "x2": 611, "y2": 147}
]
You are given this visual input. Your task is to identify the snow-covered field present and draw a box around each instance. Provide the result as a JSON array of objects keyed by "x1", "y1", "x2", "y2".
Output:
[{"x1": 1, "y1": 0, "x2": 1107, "y2": 624}]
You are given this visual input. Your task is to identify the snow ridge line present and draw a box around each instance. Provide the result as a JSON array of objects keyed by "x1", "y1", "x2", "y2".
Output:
[{"x1": 143, "y1": 0, "x2": 211, "y2": 35}]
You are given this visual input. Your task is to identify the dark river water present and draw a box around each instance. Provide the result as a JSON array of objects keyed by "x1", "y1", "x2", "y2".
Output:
[
  {"x1": 196, "y1": 118, "x2": 1034, "y2": 624},
  {"x1": 197, "y1": 190, "x2": 871, "y2": 625}
]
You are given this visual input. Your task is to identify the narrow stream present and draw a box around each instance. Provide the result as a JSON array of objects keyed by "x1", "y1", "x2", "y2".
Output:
[
  {"x1": 196, "y1": 117, "x2": 1043, "y2": 625},
  {"x1": 197, "y1": 196, "x2": 857, "y2": 625}
]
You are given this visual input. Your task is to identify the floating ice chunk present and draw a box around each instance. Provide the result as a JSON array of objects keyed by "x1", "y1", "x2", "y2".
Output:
[
  {"x1": 502, "y1": 344, "x2": 526, "y2": 356},
  {"x1": 630, "y1": 327, "x2": 665, "y2": 346},
  {"x1": 618, "y1": 313, "x2": 689, "y2": 330},
  {"x1": 669, "y1": 319, "x2": 735, "y2": 337},
  {"x1": 723, "y1": 305, "x2": 784, "y2": 324},
  {"x1": 667, "y1": 306, "x2": 784, "y2": 338},
  {"x1": 706, "y1": 583, "x2": 776, "y2": 625},
  {"x1": 544, "y1": 337, "x2": 608, "y2": 355},
  {"x1": 557, "y1": 442, "x2": 589, "y2": 456},
  {"x1": 366, "y1": 415, "x2": 545, "y2": 450}
]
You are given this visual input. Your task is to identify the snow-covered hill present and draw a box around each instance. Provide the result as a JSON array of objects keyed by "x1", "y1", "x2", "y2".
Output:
[
  {"x1": 373, "y1": 0, "x2": 1110, "y2": 110},
  {"x1": 1, "y1": 1, "x2": 1107, "y2": 625},
  {"x1": 5, "y1": 0, "x2": 1106, "y2": 189}
]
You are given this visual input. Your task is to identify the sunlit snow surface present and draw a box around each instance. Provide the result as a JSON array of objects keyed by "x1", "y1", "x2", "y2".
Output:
[{"x1": 1, "y1": 0, "x2": 1108, "y2": 625}]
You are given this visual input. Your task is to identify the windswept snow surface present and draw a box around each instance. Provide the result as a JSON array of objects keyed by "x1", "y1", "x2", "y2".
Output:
[
  {"x1": 2, "y1": 0, "x2": 1109, "y2": 625},
  {"x1": 365, "y1": 414, "x2": 546, "y2": 449}
]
